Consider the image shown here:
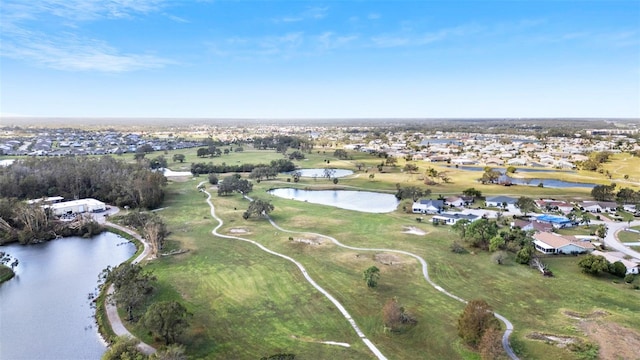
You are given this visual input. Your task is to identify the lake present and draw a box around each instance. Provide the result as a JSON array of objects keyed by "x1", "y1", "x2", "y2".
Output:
[
  {"x1": 454, "y1": 165, "x2": 574, "y2": 174},
  {"x1": 0, "y1": 233, "x2": 136, "y2": 360},
  {"x1": 285, "y1": 168, "x2": 354, "y2": 178},
  {"x1": 450, "y1": 166, "x2": 593, "y2": 188},
  {"x1": 268, "y1": 188, "x2": 399, "y2": 213}
]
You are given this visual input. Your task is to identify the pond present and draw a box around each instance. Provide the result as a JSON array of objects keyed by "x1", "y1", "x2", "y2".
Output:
[
  {"x1": 268, "y1": 188, "x2": 399, "y2": 213},
  {"x1": 454, "y1": 165, "x2": 574, "y2": 174},
  {"x1": 0, "y1": 233, "x2": 136, "y2": 360},
  {"x1": 508, "y1": 178, "x2": 596, "y2": 189},
  {"x1": 449, "y1": 166, "x2": 593, "y2": 188},
  {"x1": 285, "y1": 168, "x2": 354, "y2": 178}
]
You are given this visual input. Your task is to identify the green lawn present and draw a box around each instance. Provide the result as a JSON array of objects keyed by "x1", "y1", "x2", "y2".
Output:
[{"x1": 112, "y1": 149, "x2": 640, "y2": 360}]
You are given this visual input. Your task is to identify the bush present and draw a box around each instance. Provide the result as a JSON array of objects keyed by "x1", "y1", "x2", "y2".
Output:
[{"x1": 624, "y1": 274, "x2": 635, "y2": 284}]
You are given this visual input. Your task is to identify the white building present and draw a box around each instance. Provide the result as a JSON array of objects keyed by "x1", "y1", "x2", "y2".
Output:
[{"x1": 47, "y1": 198, "x2": 107, "y2": 216}]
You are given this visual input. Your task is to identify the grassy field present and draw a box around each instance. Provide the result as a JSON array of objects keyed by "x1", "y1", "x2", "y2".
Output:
[{"x1": 112, "y1": 148, "x2": 640, "y2": 360}]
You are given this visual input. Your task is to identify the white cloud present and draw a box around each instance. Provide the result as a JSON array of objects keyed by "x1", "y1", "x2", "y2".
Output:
[
  {"x1": 272, "y1": 6, "x2": 328, "y2": 23},
  {"x1": 1, "y1": 30, "x2": 172, "y2": 72},
  {"x1": 0, "y1": 0, "x2": 173, "y2": 72}
]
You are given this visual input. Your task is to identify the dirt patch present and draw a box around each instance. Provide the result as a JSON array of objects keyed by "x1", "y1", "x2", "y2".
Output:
[
  {"x1": 228, "y1": 228, "x2": 250, "y2": 235},
  {"x1": 579, "y1": 320, "x2": 640, "y2": 360},
  {"x1": 402, "y1": 226, "x2": 427, "y2": 236},
  {"x1": 291, "y1": 236, "x2": 324, "y2": 245},
  {"x1": 375, "y1": 253, "x2": 403, "y2": 266},
  {"x1": 527, "y1": 332, "x2": 580, "y2": 348},
  {"x1": 563, "y1": 310, "x2": 609, "y2": 320}
]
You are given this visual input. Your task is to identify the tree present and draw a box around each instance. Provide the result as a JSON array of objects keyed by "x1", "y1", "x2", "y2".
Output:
[
  {"x1": 489, "y1": 236, "x2": 505, "y2": 252},
  {"x1": 578, "y1": 254, "x2": 609, "y2": 275},
  {"x1": 382, "y1": 297, "x2": 416, "y2": 332},
  {"x1": 452, "y1": 219, "x2": 471, "y2": 239},
  {"x1": 208, "y1": 173, "x2": 218, "y2": 185},
  {"x1": 355, "y1": 162, "x2": 365, "y2": 171},
  {"x1": 150, "y1": 156, "x2": 168, "y2": 170},
  {"x1": 464, "y1": 219, "x2": 499, "y2": 249},
  {"x1": 591, "y1": 184, "x2": 616, "y2": 201},
  {"x1": 479, "y1": 327, "x2": 506, "y2": 360},
  {"x1": 333, "y1": 149, "x2": 348, "y2": 159},
  {"x1": 481, "y1": 168, "x2": 501, "y2": 184},
  {"x1": 403, "y1": 163, "x2": 419, "y2": 173},
  {"x1": 515, "y1": 244, "x2": 534, "y2": 264},
  {"x1": 172, "y1": 154, "x2": 186, "y2": 163},
  {"x1": 595, "y1": 224, "x2": 607, "y2": 239},
  {"x1": 105, "y1": 263, "x2": 155, "y2": 321},
  {"x1": 515, "y1": 196, "x2": 536, "y2": 216},
  {"x1": 385, "y1": 156, "x2": 397, "y2": 166},
  {"x1": 102, "y1": 336, "x2": 146, "y2": 360},
  {"x1": 363, "y1": 266, "x2": 380, "y2": 288},
  {"x1": 462, "y1": 188, "x2": 482, "y2": 199},
  {"x1": 395, "y1": 185, "x2": 429, "y2": 201},
  {"x1": 243, "y1": 199, "x2": 274, "y2": 219},
  {"x1": 506, "y1": 166, "x2": 516, "y2": 174},
  {"x1": 609, "y1": 261, "x2": 627, "y2": 278},
  {"x1": 457, "y1": 299, "x2": 500, "y2": 348},
  {"x1": 143, "y1": 301, "x2": 191, "y2": 345},
  {"x1": 143, "y1": 217, "x2": 168, "y2": 258}
]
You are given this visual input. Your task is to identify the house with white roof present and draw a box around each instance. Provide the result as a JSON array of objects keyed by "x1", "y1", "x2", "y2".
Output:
[{"x1": 412, "y1": 199, "x2": 445, "y2": 214}]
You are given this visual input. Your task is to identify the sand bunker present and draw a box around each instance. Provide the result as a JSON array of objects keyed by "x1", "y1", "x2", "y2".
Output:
[
  {"x1": 292, "y1": 236, "x2": 324, "y2": 245},
  {"x1": 229, "y1": 228, "x2": 250, "y2": 234},
  {"x1": 402, "y1": 226, "x2": 427, "y2": 236}
]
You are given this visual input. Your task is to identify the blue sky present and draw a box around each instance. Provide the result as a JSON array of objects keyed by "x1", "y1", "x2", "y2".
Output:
[{"x1": 1, "y1": 0, "x2": 639, "y2": 119}]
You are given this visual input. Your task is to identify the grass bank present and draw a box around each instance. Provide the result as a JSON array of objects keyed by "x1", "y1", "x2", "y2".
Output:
[{"x1": 117, "y1": 149, "x2": 640, "y2": 359}]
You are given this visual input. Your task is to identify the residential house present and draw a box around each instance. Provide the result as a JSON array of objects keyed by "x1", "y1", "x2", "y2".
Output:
[
  {"x1": 592, "y1": 250, "x2": 640, "y2": 275},
  {"x1": 535, "y1": 199, "x2": 575, "y2": 214},
  {"x1": 580, "y1": 201, "x2": 617, "y2": 213},
  {"x1": 533, "y1": 232, "x2": 595, "y2": 255},
  {"x1": 511, "y1": 219, "x2": 553, "y2": 233},
  {"x1": 535, "y1": 214, "x2": 574, "y2": 228},
  {"x1": 485, "y1": 196, "x2": 517, "y2": 208},
  {"x1": 444, "y1": 195, "x2": 473, "y2": 208},
  {"x1": 431, "y1": 212, "x2": 480, "y2": 225},
  {"x1": 412, "y1": 199, "x2": 445, "y2": 214}
]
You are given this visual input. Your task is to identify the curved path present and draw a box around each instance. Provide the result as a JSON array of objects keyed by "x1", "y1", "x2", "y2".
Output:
[
  {"x1": 103, "y1": 218, "x2": 157, "y2": 355},
  {"x1": 203, "y1": 183, "x2": 519, "y2": 360},
  {"x1": 266, "y1": 219, "x2": 519, "y2": 360},
  {"x1": 200, "y1": 184, "x2": 388, "y2": 360}
]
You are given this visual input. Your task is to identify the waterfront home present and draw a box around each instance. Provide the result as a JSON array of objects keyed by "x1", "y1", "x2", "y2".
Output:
[{"x1": 412, "y1": 199, "x2": 445, "y2": 214}]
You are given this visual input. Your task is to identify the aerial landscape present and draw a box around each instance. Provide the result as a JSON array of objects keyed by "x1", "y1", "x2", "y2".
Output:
[{"x1": 1, "y1": 1, "x2": 639, "y2": 360}]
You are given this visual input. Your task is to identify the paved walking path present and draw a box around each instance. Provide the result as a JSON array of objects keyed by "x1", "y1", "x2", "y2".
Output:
[
  {"x1": 203, "y1": 183, "x2": 519, "y2": 360},
  {"x1": 200, "y1": 184, "x2": 388, "y2": 360},
  {"x1": 102, "y1": 216, "x2": 157, "y2": 355},
  {"x1": 267, "y1": 214, "x2": 519, "y2": 360}
]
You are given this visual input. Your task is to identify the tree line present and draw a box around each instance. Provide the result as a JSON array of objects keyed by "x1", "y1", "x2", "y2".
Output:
[
  {"x1": 190, "y1": 159, "x2": 297, "y2": 175},
  {"x1": 0, "y1": 156, "x2": 166, "y2": 244},
  {"x1": 0, "y1": 156, "x2": 166, "y2": 209}
]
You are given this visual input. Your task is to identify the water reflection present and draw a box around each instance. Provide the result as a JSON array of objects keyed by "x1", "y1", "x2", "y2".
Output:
[
  {"x1": 0, "y1": 233, "x2": 135, "y2": 360},
  {"x1": 268, "y1": 188, "x2": 399, "y2": 213}
]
